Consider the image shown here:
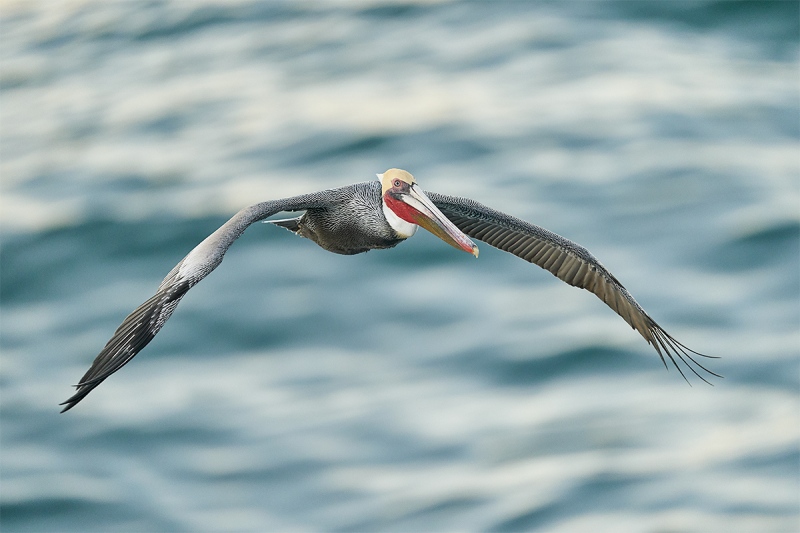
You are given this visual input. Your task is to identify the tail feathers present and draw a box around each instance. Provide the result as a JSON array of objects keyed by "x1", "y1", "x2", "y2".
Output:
[{"x1": 268, "y1": 217, "x2": 302, "y2": 233}]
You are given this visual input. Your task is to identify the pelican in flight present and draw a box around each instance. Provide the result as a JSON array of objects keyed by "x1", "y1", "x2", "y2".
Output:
[{"x1": 61, "y1": 169, "x2": 718, "y2": 412}]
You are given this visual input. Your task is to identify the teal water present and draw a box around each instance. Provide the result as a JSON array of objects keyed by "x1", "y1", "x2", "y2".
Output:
[{"x1": 1, "y1": 2, "x2": 798, "y2": 532}]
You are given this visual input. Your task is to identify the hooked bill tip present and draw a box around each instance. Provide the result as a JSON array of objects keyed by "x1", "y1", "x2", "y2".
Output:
[{"x1": 471, "y1": 245, "x2": 479, "y2": 258}]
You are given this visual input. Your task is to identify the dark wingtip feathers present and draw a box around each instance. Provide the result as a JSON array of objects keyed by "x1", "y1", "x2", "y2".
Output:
[{"x1": 647, "y1": 323, "x2": 722, "y2": 386}]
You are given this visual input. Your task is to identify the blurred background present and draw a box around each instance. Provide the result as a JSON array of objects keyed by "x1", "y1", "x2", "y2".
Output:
[{"x1": 1, "y1": 1, "x2": 798, "y2": 531}]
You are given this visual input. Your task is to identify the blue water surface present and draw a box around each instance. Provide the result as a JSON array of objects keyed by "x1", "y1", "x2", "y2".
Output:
[{"x1": 1, "y1": 1, "x2": 798, "y2": 532}]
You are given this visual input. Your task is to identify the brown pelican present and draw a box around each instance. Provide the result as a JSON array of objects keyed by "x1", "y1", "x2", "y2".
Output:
[{"x1": 61, "y1": 169, "x2": 718, "y2": 412}]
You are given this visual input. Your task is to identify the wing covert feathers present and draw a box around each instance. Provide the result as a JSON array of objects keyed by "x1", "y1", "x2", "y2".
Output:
[{"x1": 428, "y1": 192, "x2": 719, "y2": 384}]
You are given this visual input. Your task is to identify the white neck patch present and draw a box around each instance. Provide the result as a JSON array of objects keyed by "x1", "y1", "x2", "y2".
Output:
[{"x1": 383, "y1": 201, "x2": 418, "y2": 238}]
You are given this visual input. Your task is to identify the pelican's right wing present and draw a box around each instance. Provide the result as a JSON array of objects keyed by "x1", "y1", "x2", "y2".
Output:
[
  {"x1": 427, "y1": 191, "x2": 719, "y2": 383},
  {"x1": 60, "y1": 187, "x2": 348, "y2": 412}
]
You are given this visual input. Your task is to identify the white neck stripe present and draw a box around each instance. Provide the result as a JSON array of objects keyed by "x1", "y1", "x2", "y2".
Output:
[{"x1": 383, "y1": 201, "x2": 418, "y2": 238}]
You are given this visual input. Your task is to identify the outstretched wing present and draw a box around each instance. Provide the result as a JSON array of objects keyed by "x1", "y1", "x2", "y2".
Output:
[
  {"x1": 428, "y1": 191, "x2": 720, "y2": 383},
  {"x1": 60, "y1": 187, "x2": 350, "y2": 412}
]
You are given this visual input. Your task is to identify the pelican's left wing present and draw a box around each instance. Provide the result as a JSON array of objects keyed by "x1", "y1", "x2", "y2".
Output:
[
  {"x1": 427, "y1": 191, "x2": 719, "y2": 383},
  {"x1": 60, "y1": 186, "x2": 354, "y2": 412}
]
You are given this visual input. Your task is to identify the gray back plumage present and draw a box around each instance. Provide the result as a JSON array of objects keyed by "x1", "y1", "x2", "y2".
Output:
[{"x1": 292, "y1": 181, "x2": 403, "y2": 254}]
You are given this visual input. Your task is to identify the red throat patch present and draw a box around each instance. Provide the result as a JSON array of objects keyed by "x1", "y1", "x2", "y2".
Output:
[{"x1": 384, "y1": 192, "x2": 423, "y2": 225}]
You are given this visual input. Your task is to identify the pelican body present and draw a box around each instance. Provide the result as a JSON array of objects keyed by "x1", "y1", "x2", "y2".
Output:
[{"x1": 61, "y1": 169, "x2": 717, "y2": 412}]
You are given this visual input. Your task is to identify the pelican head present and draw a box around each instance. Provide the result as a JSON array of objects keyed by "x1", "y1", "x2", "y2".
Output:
[{"x1": 378, "y1": 168, "x2": 479, "y2": 257}]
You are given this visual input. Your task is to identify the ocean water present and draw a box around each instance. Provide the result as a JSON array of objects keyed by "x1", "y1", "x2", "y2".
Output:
[{"x1": 1, "y1": 1, "x2": 798, "y2": 532}]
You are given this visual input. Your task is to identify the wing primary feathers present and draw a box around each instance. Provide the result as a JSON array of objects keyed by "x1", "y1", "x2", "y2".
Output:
[
  {"x1": 428, "y1": 191, "x2": 720, "y2": 384},
  {"x1": 650, "y1": 325, "x2": 722, "y2": 385},
  {"x1": 60, "y1": 288, "x2": 186, "y2": 412}
]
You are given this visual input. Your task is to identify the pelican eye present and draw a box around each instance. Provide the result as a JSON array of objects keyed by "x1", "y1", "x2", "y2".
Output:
[{"x1": 393, "y1": 179, "x2": 402, "y2": 188}]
